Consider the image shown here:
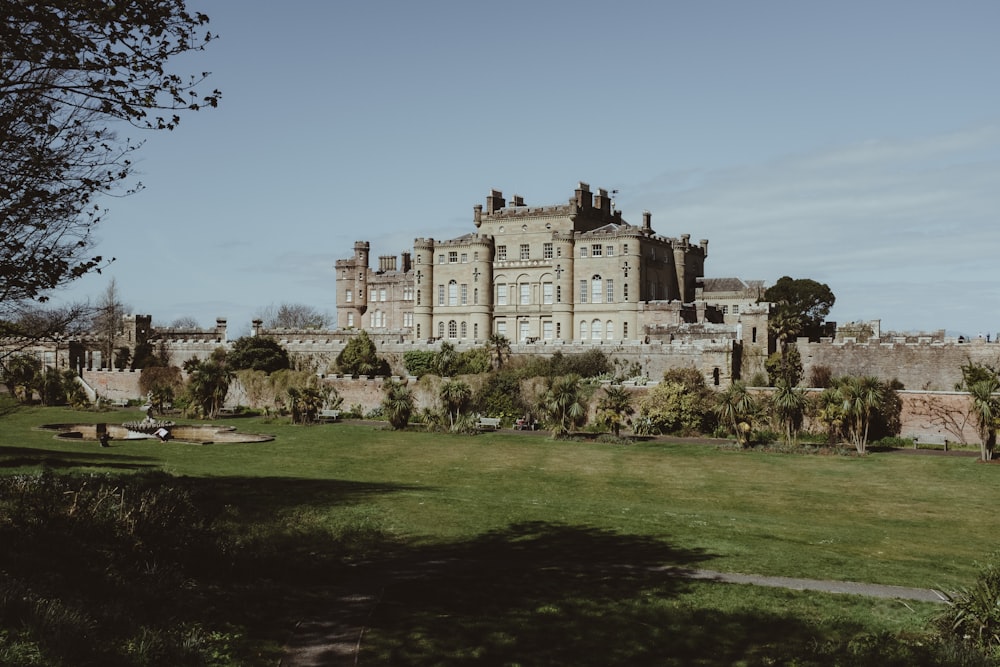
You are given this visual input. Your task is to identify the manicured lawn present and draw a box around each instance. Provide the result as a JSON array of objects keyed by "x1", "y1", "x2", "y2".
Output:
[{"x1": 2, "y1": 403, "x2": 997, "y2": 664}]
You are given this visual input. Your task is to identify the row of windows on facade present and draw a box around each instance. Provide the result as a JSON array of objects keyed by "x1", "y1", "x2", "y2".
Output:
[
  {"x1": 437, "y1": 242, "x2": 638, "y2": 264},
  {"x1": 344, "y1": 287, "x2": 415, "y2": 303},
  {"x1": 417, "y1": 319, "x2": 631, "y2": 341}
]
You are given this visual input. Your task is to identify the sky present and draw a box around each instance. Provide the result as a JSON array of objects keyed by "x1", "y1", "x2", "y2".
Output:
[{"x1": 51, "y1": 0, "x2": 1000, "y2": 337}]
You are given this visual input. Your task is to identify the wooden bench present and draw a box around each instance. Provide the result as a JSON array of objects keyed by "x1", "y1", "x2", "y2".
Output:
[
  {"x1": 319, "y1": 409, "x2": 341, "y2": 422},
  {"x1": 477, "y1": 416, "x2": 501, "y2": 431}
]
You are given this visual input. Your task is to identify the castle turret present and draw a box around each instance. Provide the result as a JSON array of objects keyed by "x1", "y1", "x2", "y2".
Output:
[{"x1": 413, "y1": 238, "x2": 435, "y2": 339}]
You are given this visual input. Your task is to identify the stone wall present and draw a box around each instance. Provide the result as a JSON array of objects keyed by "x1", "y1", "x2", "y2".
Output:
[{"x1": 796, "y1": 337, "x2": 1000, "y2": 391}]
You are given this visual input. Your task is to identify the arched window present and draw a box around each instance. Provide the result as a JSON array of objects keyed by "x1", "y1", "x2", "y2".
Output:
[
  {"x1": 591, "y1": 319, "x2": 602, "y2": 340},
  {"x1": 460, "y1": 321, "x2": 467, "y2": 338},
  {"x1": 606, "y1": 320, "x2": 613, "y2": 340},
  {"x1": 448, "y1": 320, "x2": 457, "y2": 338},
  {"x1": 438, "y1": 321, "x2": 444, "y2": 338},
  {"x1": 448, "y1": 280, "x2": 458, "y2": 306},
  {"x1": 579, "y1": 320, "x2": 587, "y2": 339}
]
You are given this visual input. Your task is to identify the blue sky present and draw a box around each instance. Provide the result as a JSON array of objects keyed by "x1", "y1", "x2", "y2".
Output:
[{"x1": 53, "y1": 1, "x2": 1000, "y2": 337}]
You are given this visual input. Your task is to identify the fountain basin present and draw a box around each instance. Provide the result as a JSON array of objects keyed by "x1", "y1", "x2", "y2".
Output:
[{"x1": 41, "y1": 423, "x2": 274, "y2": 444}]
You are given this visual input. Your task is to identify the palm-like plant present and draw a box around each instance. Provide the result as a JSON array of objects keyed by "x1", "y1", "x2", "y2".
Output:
[
  {"x1": 185, "y1": 353, "x2": 233, "y2": 419},
  {"x1": 439, "y1": 379, "x2": 472, "y2": 429},
  {"x1": 771, "y1": 380, "x2": 808, "y2": 446},
  {"x1": 715, "y1": 380, "x2": 758, "y2": 447},
  {"x1": 485, "y1": 333, "x2": 511, "y2": 370},
  {"x1": 539, "y1": 374, "x2": 586, "y2": 437},
  {"x1": 382, "y1": 378, "x2": 414, "y2": 430},
  {"x1": 813, "y1": 386, "x2": 846, "y2": 445},
  {"x1": 968, "y1": 377, "x2": 1000, "y2": 461},
  {"x1": 596, "y1": 384, "x2": 634, "y2": 437},
  {"x1": 841, "y1": 375, "x2": 884, "y2": 454}
]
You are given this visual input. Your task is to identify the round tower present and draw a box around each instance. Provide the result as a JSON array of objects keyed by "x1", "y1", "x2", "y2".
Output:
[
  {"x1": 552, "y1": 231, "x2": 575, "y2": 340},
  {"x1": 467, "y1": 234, "x2": 494, "y2": 340},
  {"x1": 413, "y1": 238, "x2": 435, "y2": 340}
]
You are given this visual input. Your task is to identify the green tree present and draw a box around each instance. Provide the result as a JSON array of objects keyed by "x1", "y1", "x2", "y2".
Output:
[
  {"x1": 382, "y1": 378, "x2": 414, "y2": 430},
  {"x1": 1, "y1": 1, "x2": 219, "y2": 316},
  {"x1": 1, "y1": 353, "x2": 41, "y2": 403},
  {"x1": 227, "y1": 336, "x2": 290, "y2": 374},
  {"x1": 539, "y1": 374, "x2": 587, "y2": 438},
  {"x1": 403, "y1": 350, "x2": 438, "y2": 377},
  {"x1": 485, "y1": 333, "x2": 511, "y2": 370},
  {"x1": 596, "y1": 385, "x2": 634, "y2": 437},
  {"x1": 841, "y1": 375, "x2": 885, "y2": 454},
  {"x1": 764, "y1": 276, "x2": 835, "y2": 341},
  {"x1": 139, "y1": 365, "x2": 184, "y2": 412},
  {"x1": 765, "y1": 345, "x2": 803, "y2": 387},
  {"x1": 638, "y1": 380, "x2": 712, "y2": 436},
  {"x1": 771, "y1": 380, "x2": 808, "y2": 446},
  {"x1": 439, "y1": 379, "x2": 472, "y2": 429},
  {"x1": 183, "y1": 350, "x2": 232, "y2": 419},
  {"x1": 715, "y1": 381, "x2": 759, "y2": 447},
  {"x1": 336, "y1": 330, "x2": 389, "y2": 376},
  {"x1": 436, "y1": 342, "x2": 458, "y2": 377},
  {"x1": 968, "y1": 378, "x2": 1000, "y2": 462}
]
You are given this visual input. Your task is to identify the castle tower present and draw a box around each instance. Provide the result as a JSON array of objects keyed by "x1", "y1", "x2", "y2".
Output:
[
  {"x1": 467, "y1": 235, "x2": 493, "y2": 340},
  {"x1": 413, "y1": 238, "x2": 435, "y2": 340},
  {"x1": 552, "y1": 231, "x2": 575, "y2": 340}
]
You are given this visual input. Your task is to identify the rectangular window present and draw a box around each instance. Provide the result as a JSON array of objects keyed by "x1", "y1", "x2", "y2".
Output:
[
  {"x1": 474, "y1": 251, "x2": 479, "y2": 261},
  {"x1": 379, "y1": 288, "x2": 387, "y2": 302},
  {"x1": 606, "y1": 279, "x2": 614, "y2": 303},
  {"x1": 579, "y1": 280, "x2": 588, "y2": 303},
  {"x1": 520, "y1": 283, "x2": 530, "y2": 305},
  {"x1": 520, "y1": 244, "x2": 530, "y2": 260},
  {"x1": 461, "y1": 283, "x2": 468, "y2": 305},
  {"x1": 460, "y1": 253, "x2": 468, "y2": 263},
  {"x1": 556, "y1": 246, "x2": 562, "y2": 258},
  {"x1": 449, "y1": 251, "x2": 458, "y2": 263},
  {"x1": 556, "y1": 322, "x2": 561, "y2": 338},
  {"x1": 543, "y1": 321, "x2": 553, "y2": 339},
  {"x1": 403, "y1": 312, "x2": 413, "y2": 327},
  {"x1": 580, "y1": 246, "x2": 588, "y2": 258},
  {"x1": 623, "y1": 283, "x2": 629, "y2": 300},
  {"x1": 623, "y1": 322, "x2": 628, "y2": 337},
  {"x1": 592, "y1": 244, "x2": 602, "y2": 257},
  {"x1": 722, "y1": 305, "x2": 729, "y2": 314},
  {"x1": 497, "y1": 284, "x2": 508, "y2": 305},
  {"x1": 345, "y1": 289, "x2": 353, "y2": 303},
  {"x1": 438, "y1": 254, "x2": 445, "y2": 264},
  {"x1": 606, "y1": 245, "x2": 614, "y2": 257},
  {"x1": 370, "y1": 288, "x2": 377, "y2": 301},
  {"x1": 733, "y1": 304, "x2": 740, "y2": 315},
  {"x1": 623, "y1": 243, "x2": 629, "y2": 255},
  {"x1": 497, "y1": 320, "x2": 507, "y2": 336},
  {"x1": 542, "y1": 282, "x2": 553, "y2": 304},
  {"x1": 556, "y1": 285, "x2": 562, "y2": 303},
  {"x1": 347, "y1": 313, "x2": 354, "y2": 327},
  {"x1": 438, "y1": 284, "x2": 444, "y2": 305},
  {"x1": 497, "y1": 245, "x2": 507, "y2": 261},
  {"x1": 474, "y1": 287, "x2": 478, "y2": 305},
  {"x1": 543, "y1": 242, "x2": 553, "y2": 259}
]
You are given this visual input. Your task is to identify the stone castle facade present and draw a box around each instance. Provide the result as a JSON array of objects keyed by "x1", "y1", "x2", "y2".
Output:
[{"x1": 336, "y1": 182, "x2": 723, "y2": 345}]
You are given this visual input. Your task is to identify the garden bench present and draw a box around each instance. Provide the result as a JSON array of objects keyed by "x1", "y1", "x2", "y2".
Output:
[
  {"x1": 111, "y1": 398, "x2": 129, "y2": 408},
  {"x1": 477, "y1": 416, "x2": 501, "y2": 430},
  {"x1": 319, "y1": 409, "x2": 341, "y2": 422}
]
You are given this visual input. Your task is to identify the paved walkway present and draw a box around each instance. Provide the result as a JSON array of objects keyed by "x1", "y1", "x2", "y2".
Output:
[{"x1": 278, "y1": 566, "x2": 947, "y2": 666}]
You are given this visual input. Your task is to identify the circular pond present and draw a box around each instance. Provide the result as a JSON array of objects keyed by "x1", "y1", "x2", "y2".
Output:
[{"x1": 41, "y1": 423, "x2": 274, "y2": 444}]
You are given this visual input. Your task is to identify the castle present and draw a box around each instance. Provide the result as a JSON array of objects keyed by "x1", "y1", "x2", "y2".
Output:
[{"x1": 335, "y1": 182, "x2": 768, "y2": 346}]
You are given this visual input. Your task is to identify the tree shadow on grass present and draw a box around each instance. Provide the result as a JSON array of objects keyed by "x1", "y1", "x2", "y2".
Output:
[
  {"x1": 358, "y1": 522, "x2": 925, "y2": 666},
  {"x1": 0, "y1": 445, "x2": 159, "y2": 469}
]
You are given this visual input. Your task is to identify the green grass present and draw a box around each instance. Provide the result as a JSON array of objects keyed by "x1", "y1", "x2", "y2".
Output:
[{"x1": 2, "y1": 403, "x2": 998, "y2": 665}]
